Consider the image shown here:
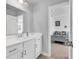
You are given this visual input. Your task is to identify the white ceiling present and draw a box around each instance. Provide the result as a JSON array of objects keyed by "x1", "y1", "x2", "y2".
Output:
[{"x1": 28, "y1": 0, "x2": 69, "y2": 5}]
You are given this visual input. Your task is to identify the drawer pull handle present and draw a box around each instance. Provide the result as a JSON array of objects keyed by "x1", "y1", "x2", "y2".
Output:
[
  {"x1": 24, "y1": 50, "x2": 26, "y2": 55},
  {"x1": 9, "y1": 49, "x2": 17, "y2": 53},
  {"x1": 21, "y1": 52, "x2": 23, "y2": 58}
]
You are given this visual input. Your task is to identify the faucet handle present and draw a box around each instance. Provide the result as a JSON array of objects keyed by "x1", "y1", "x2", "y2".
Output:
[{"x1": 27, "y1": 32, "x2": 28, "y2": 36}]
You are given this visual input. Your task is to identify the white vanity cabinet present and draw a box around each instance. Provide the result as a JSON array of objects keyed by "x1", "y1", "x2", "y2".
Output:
[
  {"x1": 6, "y1": 33, "x2": 42, "y2": 59},
  {"x1": 6, "y1": 39, "x2": 36, "y2": 59},
  {"x1": 6, "y1": 43, "x2": 23, "y2": 59},
  {"x1": 23, "y1": 39, "x2": 35, "y2": 59}
]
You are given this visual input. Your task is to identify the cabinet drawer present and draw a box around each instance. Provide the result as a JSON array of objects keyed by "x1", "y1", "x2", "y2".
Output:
[
  {"x1": 24, "y1": 39, "x2": 35, "y2": 48},
  {"x1": 6, "y1": 43, "x2": 23, "y2": 56}
]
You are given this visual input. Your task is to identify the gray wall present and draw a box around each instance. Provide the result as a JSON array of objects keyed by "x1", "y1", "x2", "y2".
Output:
[
  {"x1": 50, "y1": 2, "x2": 70, "y2": 32},
  {"x1": 32, "y1": 0, "x2": 69, "y2": 54},
  {"x1": 33, "y1": 2, "x2": 48, "y2": 52},
  {"x1": 23, "y1": 8, "x2": 33, "y2": 33}
]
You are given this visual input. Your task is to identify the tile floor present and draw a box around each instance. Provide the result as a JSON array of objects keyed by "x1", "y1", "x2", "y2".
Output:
[{"x1": 37, "y1": 43, "x2": 68, "y2": 59}]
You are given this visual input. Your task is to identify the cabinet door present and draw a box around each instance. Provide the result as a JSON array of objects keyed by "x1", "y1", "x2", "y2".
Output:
[
  {"x1": 36, "y1": 38, "x2": 42, "y2": 57},
  {"x1": 24, "y1": 40, "x2": 35, "y2": 59},
  {"x1": 7, "y1": 53, "x2": 19, "y2": 59},
  {"x1": 7, "y1": 51, "x2": 23, "y2": 59}
]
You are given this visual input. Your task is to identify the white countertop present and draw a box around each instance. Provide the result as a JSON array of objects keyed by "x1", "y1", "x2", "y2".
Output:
[{"x1": 6, "y1": 33, "x2": 42, "y2": 47}]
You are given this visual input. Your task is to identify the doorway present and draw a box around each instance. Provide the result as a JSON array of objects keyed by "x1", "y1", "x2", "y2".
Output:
[{"x1": 48, "y1": 0, "x2": 72, "y2": 59}]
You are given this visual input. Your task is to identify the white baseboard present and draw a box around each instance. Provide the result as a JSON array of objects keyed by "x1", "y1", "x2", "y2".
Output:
[{"x1": 41, "y1": 51, "x2": 50, "y2": 57}]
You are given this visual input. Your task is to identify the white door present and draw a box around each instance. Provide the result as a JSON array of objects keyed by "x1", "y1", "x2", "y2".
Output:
[
  {"x1": 23, "y1": 40, "x2": 36, "y2": 59},
  {"x1": 48, "y1": 1, "x2": 72, "y2": 59}
]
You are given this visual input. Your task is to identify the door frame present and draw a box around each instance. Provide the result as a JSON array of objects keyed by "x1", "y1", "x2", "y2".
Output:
[{"x1": 48, "y1": 1, "x2": 72, "y2": 59}]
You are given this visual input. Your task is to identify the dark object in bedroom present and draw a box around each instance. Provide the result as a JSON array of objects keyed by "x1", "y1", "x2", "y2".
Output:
[{"x1": 55, "y1": 21, "x2": 60, "y2": 26}]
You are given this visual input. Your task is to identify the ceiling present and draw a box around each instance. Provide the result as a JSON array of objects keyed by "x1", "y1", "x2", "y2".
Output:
[{"x1": 27, "y1": 0, "x2": 69, "y2": 5}]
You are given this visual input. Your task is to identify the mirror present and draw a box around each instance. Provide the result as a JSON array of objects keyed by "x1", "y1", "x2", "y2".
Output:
[
  {"x1": 6, "y1": 4, "x2": 24, "y2": 35},
  {"x1": 6, "y1": 14, "x2": 18, "y2": 35}
]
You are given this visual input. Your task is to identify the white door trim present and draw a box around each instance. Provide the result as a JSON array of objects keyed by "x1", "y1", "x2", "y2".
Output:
[{"x1": 48, "y1": 1, "x2": 72, "y2": 59}]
